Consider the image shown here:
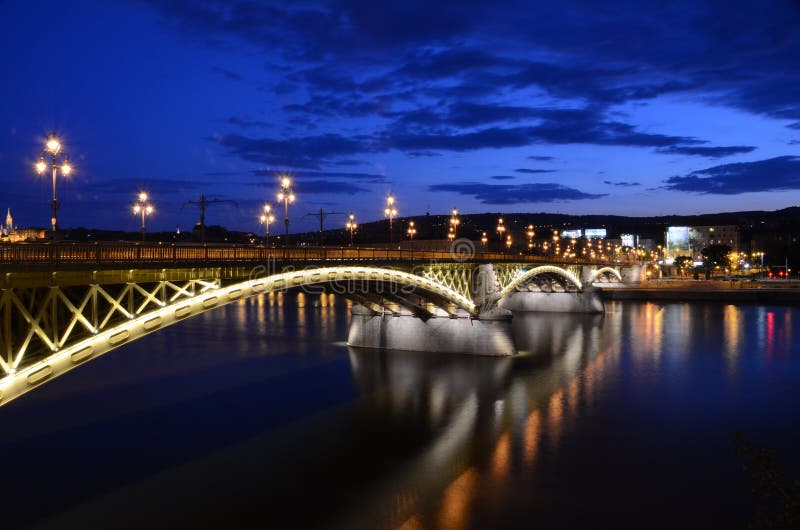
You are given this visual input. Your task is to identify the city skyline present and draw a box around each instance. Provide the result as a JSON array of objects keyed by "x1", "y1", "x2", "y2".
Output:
[{"x1": 1, "y1": 1, "x2": 799, "y2": 233}]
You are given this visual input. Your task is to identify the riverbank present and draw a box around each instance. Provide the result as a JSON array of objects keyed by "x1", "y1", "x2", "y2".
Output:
[{"x1": 600, "y1": 280, "x2": 800, "y2": 304}]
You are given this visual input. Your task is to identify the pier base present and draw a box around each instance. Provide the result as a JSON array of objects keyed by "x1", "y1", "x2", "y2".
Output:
[
  {"x1": 499, "y1": 290, "x2": 604, "y2": 313},
  {"x1": 347, "y1": 306, "x2": 515, "y2": 356}
]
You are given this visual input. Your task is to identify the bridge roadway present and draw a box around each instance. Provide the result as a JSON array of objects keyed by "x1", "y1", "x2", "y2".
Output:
[
  {"x1": 0, "y1": 241, "x2": 621, "y2": 270},
  {"x1": 0, "y1": 242, "x2": 635, "y2": 407}
]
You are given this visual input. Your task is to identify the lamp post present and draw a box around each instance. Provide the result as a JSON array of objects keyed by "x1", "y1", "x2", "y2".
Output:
[
  {"x1": 35, "y1": 134, "x2": 71, "y2": 240},
  {"x1": 384, "y1": 194, "x2": 397, "y2": 243},
  {"x1": 260, "y1": 203, "x2": 275, "y2": 245},
  {"x1": 481, "y1": 232, "x2": 488, "y2": 249},
  {"x1": 277, "y1": 176, "x2": 296, "y2": 246},
  {"x1": 552, "y1": 230, "x2": 560, "y2": 256},
  {"x1": 449, "y1": 208, "x2": 460, "y2": 239},
  {"x1": 506, "y1": 234, "x2": 513, "y2": 250},
  {"x1": 346, "y1": 213, "x2": 357, "y2": 246},
  {"x1": 132, "y1": 192, "x2": 154, "y2": 242},
  {"x1": 407, "y1": 220, "x2": 417, "y2": 240},
  {"x1": 526, "y1": 224, "x2": 535, "y2": 253}
]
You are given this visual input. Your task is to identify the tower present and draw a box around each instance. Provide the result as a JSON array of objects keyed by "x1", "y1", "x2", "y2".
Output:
[{"x1": 5, "y1": 209, "x2": 11, "y2": 231}]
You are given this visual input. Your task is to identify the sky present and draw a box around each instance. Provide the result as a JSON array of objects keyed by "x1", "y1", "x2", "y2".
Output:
[{"x1": 0, "y1": 0, "x2": 799, "y2": 234}]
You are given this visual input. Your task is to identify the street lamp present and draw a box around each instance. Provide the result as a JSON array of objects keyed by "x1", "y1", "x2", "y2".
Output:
[
  {"x1": 346, "y1": 212, "x2": 357, "y2": 246},
  {"x1": 276, "y1": 175, "x2": 296, "y2": 246},
  {"x1": 35, "y1": 133, "x2": 71, "y2": 239},
  {"x1": 526, "y1": 224, "x2": 535, "y2": 253},
  {"x1": 384, "y1": 194, "x2": 397, "y2": 243},
  {"x1": 132, "y1": 192, "x2": 154, "y2": 242},
  {"x1": 481, "y1": 232, "x2": 488, "y2": 249},
  {"x1": 449, "y1": 208, "x2": 460, "y2": 239},
  {"x1": 407, "y1": 220, "x2": 417, "y2": 240},
  {"x1": 506, "y1": 234, "x2": 513, "y2": 250},
  {"x1": 260, "y1": 203, "x2": 275, "y2": 245}
]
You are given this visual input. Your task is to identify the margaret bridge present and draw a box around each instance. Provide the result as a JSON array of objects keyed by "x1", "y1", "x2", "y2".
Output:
[{"x1": 0, "y1": 242, "x2": 639, "y2": 406}]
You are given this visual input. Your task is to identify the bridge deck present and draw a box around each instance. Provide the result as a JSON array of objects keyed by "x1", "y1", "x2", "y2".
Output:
[{"x1": 0, "y1": 243, "x2": 627, "y2": 271}]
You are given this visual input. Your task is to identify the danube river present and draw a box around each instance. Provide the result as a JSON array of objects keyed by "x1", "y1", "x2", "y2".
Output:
[{"x1": 2, "y1": 293, "x2": 798, "y2": 529}]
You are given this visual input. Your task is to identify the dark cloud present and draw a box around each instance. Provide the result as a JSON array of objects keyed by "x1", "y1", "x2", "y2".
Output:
[
  {"x1": 147, "y1": 0, "x2": 800, "y2": 179},
  {"x1": 211, "y1": 66, "x2": 243, "y2": 81},
  {"x1": 83, "y1": 178, "x2": 204, "y2": 195},
  {"x1": 527, "y1": 155, "x2": 555, "y2": 161},
  {"x1": 227, "y1": 116, "x2": 269, "y2": 129},
  {"x1": 603, "y1": 180, "x2": 641, "y2": 187},
  {"x1": 428, "y1": 182, "x2": 606, "y2": 204},
  {"x1": 251, "y1": 178, "x2": 370, "y2": 194},
  {"x1": 249, "y1": 169, "x2": 387, "y2": 183},
  {"x1": 515, "y1": 168, "x2": 557, "y2": 174},
  {"x1": 663, "y1": 156, "x2": 800, "y2": 194},
  {"x1": 657, "y1": 145, "x2": 756, "y2": 158},
  {"x1": 788, "y1": 122, "x2": 800, "y2": 130},
  {"x1": 490, "y1": 176, "x2": 515, "y2": 180},
  {"x1": 211, "y1": 132, "x2": 369, "y2": 169}
]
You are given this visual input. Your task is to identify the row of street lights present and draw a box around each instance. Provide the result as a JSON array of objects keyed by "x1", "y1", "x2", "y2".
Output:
[{"x1": 29, "y1": 139, "x2": 563, "y2": 251}]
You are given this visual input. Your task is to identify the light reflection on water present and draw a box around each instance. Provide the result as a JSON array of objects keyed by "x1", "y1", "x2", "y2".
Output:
[{"x1": 0, "y1": 294, "x2": 798, "y2": 530}]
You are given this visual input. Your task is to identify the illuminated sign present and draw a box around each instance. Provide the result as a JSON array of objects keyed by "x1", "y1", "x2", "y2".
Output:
[
  {"x1": 584, "y1": 228, "x2": 607, "y2": 239},
  {"x1": 666, "y1": 226, "x2": 691, "y2": 255},
  {"x1": 562, "y1": 229, "x2": 582, "y2": 238},
  {"x1": 621, "y1": 234, "x2": 635, "y2": 247}
]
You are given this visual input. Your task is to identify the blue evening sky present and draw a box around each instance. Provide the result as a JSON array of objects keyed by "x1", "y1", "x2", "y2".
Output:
[{"x1": 1, "y1": 0, "x2": 799, "y2": 233}]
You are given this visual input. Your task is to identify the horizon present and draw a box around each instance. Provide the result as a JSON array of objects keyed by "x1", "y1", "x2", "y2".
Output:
[{"x1": 1, "y1": 1, "x2": 799, "y2": 233}]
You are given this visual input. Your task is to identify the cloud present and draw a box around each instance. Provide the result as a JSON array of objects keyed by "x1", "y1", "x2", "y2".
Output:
[
  {"x1": 657, "y1": 145, "x2": 756, "y2": 158},
  {"x1": 146, "y1": 0, "x2": 800, "y2": 173},
  {"x1": 249, "y1": 169, "x2": 387, "y2": 183},
  {"x1": 527, "y1": 155, "x2": 555, "y2": 161},
  {"x1": 227, "y1": 116, "x2": 269, "y2": 129},
  {"x1": 427, "y1": 182, "x2": 606, "y2": 204},
  {"x1": 83, "y1": 178, "x2": 205, "y2": 195},
  {"x1": 663, "y1": 156, "x2": 800, "y2": 194},
  {"x1": 211, "y1": 66, "x2": 243, "y2": 81},
  {"x1": 490, "y1": 175, "x2": 515, "y2": 180},
  {"x1": 515, "y1": 168, "x2": 557, "y2": 174},
  {"x1": 603, "y1": 180, "x2": 641, "y2": 187},
  {"x1": 211, "y1": 132, "x2": 369, "y2": 168},
  {"x1": 251, "y1": 178, "x2": 370, "y2": 194}
]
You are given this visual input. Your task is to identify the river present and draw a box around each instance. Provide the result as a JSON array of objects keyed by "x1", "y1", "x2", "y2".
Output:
[{"x1": 1, "y1": 292, "x2": 798, "y2": 529}]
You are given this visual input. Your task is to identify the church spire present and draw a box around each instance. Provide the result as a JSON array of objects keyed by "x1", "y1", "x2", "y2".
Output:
[{"x1": 5, "y1": 208, "x2": 12, "y2": 231}]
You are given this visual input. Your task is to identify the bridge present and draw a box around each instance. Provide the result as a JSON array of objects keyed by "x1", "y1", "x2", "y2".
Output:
[{"x1": 0, "y1": 242, "x2": 638, "y2": 406}]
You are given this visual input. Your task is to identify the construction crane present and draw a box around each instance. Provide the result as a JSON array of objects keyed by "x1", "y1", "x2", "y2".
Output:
[
  {"x1": 182, "y1": 194, "x2": 238, "y2": 243},
  {"x1": 303, "y1": 208, "x2": 347, "y2": 246}
]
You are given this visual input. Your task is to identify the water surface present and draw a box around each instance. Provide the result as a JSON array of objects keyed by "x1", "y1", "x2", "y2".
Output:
[{"x1": 2, "y1": 293, "x2": 798, "y2": 529}]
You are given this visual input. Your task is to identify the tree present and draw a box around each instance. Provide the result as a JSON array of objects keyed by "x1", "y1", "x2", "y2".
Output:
[
  {"x1": 673, "y1": 256, "x2": 693, "y2": 277},
  {"x1": 701, "y1": 244, "x2": 732, "y2": 278}
]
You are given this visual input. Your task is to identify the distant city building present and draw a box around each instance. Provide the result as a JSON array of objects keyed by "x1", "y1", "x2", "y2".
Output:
[
  {"x1": 1, "y1": 208, "x2": 46, "y2": 242},
  {"x1": 665, "y1": 225, "x2": 739, "y2": 261}
]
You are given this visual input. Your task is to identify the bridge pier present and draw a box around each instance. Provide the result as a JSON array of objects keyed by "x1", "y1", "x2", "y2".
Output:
[
  {"x1": 347, "y1": 305, "x2": 516, "y2": 356},
  {"x1": 498, "y1": 289, "x2": 604, "y2": 313}
]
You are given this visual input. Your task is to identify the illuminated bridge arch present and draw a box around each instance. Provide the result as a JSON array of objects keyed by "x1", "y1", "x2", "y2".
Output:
[
  {"x1": 498, "y1": 265, "x2": 583, "y2": 299},
  {"x1": 587, "y1": 267, "x2": 622, "y2": 284},
  {"x1": 0, "y1": 266, "x2": 475, "y2": 407}
]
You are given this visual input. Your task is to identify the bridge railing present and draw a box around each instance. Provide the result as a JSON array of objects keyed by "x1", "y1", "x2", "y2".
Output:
[{"x1": 0, "y1": 242, "x2": 633, "y2": 267}]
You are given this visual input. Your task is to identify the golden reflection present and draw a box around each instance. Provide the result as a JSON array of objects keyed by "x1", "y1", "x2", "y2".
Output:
[
  {"x1": 437, "y1": 468, "x2": 478, "y2": 530},
  {"x1": 490, "y1": 432, "x2": 511, "y2": 483},
  {"x1": 567, "y1": 378, "x2": 579, "y2": 416},
  {"x1": 297, "y1": 292, "x2": 307, "y2": 331},
  {"x1": 395, "y1": 514, "x2": 424, "y2": 530},
  {"x1": 523, "y1": 409, "x2": 541, "y2": 467},
  {"x1": 547, "y1": 388, "x2": 564, "y2": 449},
  {"x1": 723, "y1": 304, "x2": 741, "y2": 374}
]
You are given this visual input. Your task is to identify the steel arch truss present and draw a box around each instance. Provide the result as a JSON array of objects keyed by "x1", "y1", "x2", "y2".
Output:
[
  {"x1": 0, "y1": 266, "x2": 475, "y2": 407},
  {"x1": 587, "y1": 267, "x2": 622, "y2": 283},
  {"x1": 498, "y1": 265, "x2": 584, "y2": 299},
  {"x1": 0, "y1": 279, "x2": 219, "y2": 375}
]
